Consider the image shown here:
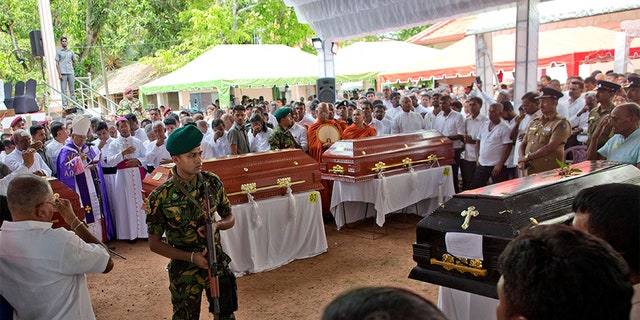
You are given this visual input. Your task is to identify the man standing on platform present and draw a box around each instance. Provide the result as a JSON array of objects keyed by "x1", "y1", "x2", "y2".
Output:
[
  {"x1": 269, "y1": 107, "x2": 300, "y2": 150},
  {"x1": 518, "y1": 88, "x2": 571, "y2": 175},
  {"x1": 55, "y1": 36, "x2": 77, "y2": 108},
  {"x1": 147, "y1": 125, "x2": 237, "y2": 320},
  {"x1": 343, "y1": 109, "x2": 376, "y2": 139},
  {"x1": 106, "y1": 117, "x2": 148, "y2": 242},
  {"x1": 57, "y1": 116, "x2": 114, "y2": 241}
]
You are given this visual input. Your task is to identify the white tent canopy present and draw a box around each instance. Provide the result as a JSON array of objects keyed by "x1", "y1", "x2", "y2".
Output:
[{"x1": 140, "y1": 44, "x2": 319, "y2": 107}]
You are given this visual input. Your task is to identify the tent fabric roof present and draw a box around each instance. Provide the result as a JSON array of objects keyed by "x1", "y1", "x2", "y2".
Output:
[
  {"x1": 334, "y1": 41, "x2": 439, "y2": 75},
  {"x1": 379, "y1": 26, "x2": 640, "y2": 83},
  {"x1": 283, "y1": 0, "x2": 551, "y2": 41},
  {"x1": 140, "y1": 44, "x2": 319, "y2": 95}
]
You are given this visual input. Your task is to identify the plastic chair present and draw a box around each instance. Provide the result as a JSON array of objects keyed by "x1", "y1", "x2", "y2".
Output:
[
  {"x1": 13, "y1": 79, "x2": 38, "y2": 114},
  {"x1": 3, "y1": 82, "x2": 13, "y2": 109},
  {"x1": 14, "y1": 81, "x2": 24, "y2": 96},
  {"x1": 564, "y1": 145, "x2": 587, "y2": 164}
]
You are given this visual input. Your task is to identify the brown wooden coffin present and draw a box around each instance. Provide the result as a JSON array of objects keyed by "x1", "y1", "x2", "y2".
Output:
[
  {"x1": 143, "y1": 149, "x2": 324, "y2": 205},
  {"x1": 409, "y1": 161, "x2": 640, "y2": 298},
  {"x1": 48, "y1": 178, "x2": 85, "y2": 230},
  {"x1": 320, "y1": 130, "x2": 455, "y2": 182}
]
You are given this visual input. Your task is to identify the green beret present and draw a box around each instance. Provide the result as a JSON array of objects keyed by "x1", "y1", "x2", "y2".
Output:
[
  {"x1": 166, "y1": 125, "x2": 203, "y2": 155},
  {"x1": 274, "y1": 107, "x2": 293, "y2": 121}
]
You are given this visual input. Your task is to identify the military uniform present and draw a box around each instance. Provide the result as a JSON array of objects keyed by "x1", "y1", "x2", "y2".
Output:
[
  {"x1": 268, "y1": 125, "x2": 299, "y2": 150},
  {"x1": 146, "y1": 168, "x2": 237, "y2": 320},
  {"x1": 523, "y1": 114, "x2": 571, "y2": 174},
  {"x1": 117, "y1": 98, "x2": 143, "y2": 118},
  {"x1": 587, "y1": 102, "x2": 615, "y2": 149}
]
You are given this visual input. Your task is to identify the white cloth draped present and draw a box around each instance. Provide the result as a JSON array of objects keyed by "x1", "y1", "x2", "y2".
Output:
[
  {"x1": 330, "y1": 166, "x2": 455, "y2": 229},
  {"x1": 220, "y1": 191, "x2": 327, "y2": 276}
]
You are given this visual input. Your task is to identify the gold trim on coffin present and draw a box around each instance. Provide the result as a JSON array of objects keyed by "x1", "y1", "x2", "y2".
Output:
[
  {"x1": 371, "y1": 154, "x2": 444, "y2": 172},
  {"x1": 430, "y1": 253, "x2": 487, "y2": 277},
  {"x1": 329, "y1": 165, "x2": 345, "y2": 174},
  {"x1": 227, "y1": 178, "x2": 306, "y2": 196}
]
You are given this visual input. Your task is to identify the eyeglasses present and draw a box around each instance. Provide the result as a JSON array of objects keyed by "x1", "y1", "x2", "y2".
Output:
[{"x1": 36, "y1": 201, "x2": 58, "y2": 209}]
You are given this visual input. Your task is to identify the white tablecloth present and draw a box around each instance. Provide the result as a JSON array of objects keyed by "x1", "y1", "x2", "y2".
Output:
[
  {"x1": 220, "y1": 191, "x2": 328, "y2": 276},
  {"x1": 330, "y1": 166, "x2": 455, "y2": 229},
  {"x1": 438, "y1": 287, "x2": 498, "y2": 320}
]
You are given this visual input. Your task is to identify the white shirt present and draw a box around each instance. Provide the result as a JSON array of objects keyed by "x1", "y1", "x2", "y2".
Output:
[
  {"x1": 0, "y1": 220, "x2": 110, "y2": 320},
  {"x1": 46, "y1": 139, "x2": 65, "y2": 176},
  {"x1": 145, "y1": 141, "x2": 172, "y2": 168},
  {"x1": 435, "y1": 110, "x2": 466, "y2": 149},
  {"x1": 202, "y1": 131, "x2": 231, "y2": 159},
  {"x1": 368, "y1": 118, "x2": 384, "y2": 136},
  {"x1": 379, "y1": 117, "x2": 393, "y2": 135},
  {"x1": 289, "y1": 123, "x2": 308, "y2": 152},
  {"x1": 477, "y1": 120, "x2": 513, "y2": 166},
  {"x1": 298, "y1": 114, "x2": 316, "y2": 127},
  {"x1": 463, "y1": 114, "x2": 488, "y2": 161},
  {"x1": 392, "y1": 111, "x2": 426, "y2": 134},
  {"x1": 414, "y1": 104, "x2": 430, "y2": 116},
  {"x1": 0, "y1": 164, "x2": 30, "y2": 195},
  {"x1": 248, "y1": 127, "x2": 272, "y2": 152},
  {"x1": 132, "y1": 128, "x2": 148, "y2": 142},
  {"x1": 5, "y1": 149, "x2": 52, "y2": 176},
  {"x1": 424, "y1": 111, "x2": 444, "y2": 131},
  {"x1": 561, "y1": 96, "x2": 588, "y2": 132}
]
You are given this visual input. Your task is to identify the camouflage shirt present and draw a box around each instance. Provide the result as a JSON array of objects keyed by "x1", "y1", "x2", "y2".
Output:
[
  {"x1": 146, "y1": 169, "x2": 232, "y2": 265},
  {"x1": 269, "y1": 125, "x2": 299, "y2": 150},
  {"x1": 117, "y1": 98, "x2": 143, "y2": 118}
]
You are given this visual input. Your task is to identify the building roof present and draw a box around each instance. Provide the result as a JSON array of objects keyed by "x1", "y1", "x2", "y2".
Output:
[
  {"x1": 406, "y1": 16, "x2": 477, "y2": 48},
  {"x1": 96, "y1": 62, "x2": 158, "y2": 95}
]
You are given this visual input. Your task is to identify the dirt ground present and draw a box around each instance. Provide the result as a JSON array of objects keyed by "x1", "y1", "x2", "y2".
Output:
[{"x1": 87, "y1": 214, "x2": 440, "y2": 320}]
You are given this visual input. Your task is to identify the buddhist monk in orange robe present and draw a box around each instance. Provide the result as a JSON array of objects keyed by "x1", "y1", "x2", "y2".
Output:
[
  {"x1": 343, "y1": 109, "x2": 377, "y2": 139},
  {"x1": 308, "y1": 102, "x2": 343, "y2": 215}
]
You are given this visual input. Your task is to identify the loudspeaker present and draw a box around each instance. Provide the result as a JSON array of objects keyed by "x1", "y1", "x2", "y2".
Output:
[
  {"x1": 316, "y1": 77, "x2": 335, "y2": 103},
  {"x1": 29, "y1": 30, "x2": 44, "y2": 57}
]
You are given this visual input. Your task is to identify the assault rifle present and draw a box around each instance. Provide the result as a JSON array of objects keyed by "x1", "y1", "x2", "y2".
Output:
[{"x1": 203, "y1": 181, "x2": 221, "y2": 320}]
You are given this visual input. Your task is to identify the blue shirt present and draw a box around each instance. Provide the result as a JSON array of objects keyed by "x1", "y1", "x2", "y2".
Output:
[{"x1": 598, "y1": 128, "x2": 640, "y2": 165}]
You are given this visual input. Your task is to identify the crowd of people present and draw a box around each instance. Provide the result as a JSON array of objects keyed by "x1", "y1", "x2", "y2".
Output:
[{"x1": 0, "y1": 67, "x2": 639, "y2": 319}]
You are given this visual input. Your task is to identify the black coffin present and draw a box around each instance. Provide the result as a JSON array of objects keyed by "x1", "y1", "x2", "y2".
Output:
[{"x1": 409, "y1": 161, "x2": 640, "y2": 298}]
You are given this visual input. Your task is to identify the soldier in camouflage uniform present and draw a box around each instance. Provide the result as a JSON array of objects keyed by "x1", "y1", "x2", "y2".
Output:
[
  {"x1": 147, "y1": 125, "x2": 237, "y2": 320},
  {"x1": 269, "y1": 107, "x2": 300, "y2": 150}
]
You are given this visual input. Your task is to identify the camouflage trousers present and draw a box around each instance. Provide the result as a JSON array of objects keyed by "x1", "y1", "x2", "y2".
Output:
[{"x1": 168, "y1": 259, "x2": 237, "y2": 320}]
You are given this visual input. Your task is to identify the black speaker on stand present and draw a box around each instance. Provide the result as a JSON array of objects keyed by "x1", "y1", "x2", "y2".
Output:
[
  {"x1": 316, "y1": 77, "x2": 335, "y2": 103},
  {"x1": 29, "y1": 30, "x2": 44, "y2": 57}
]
